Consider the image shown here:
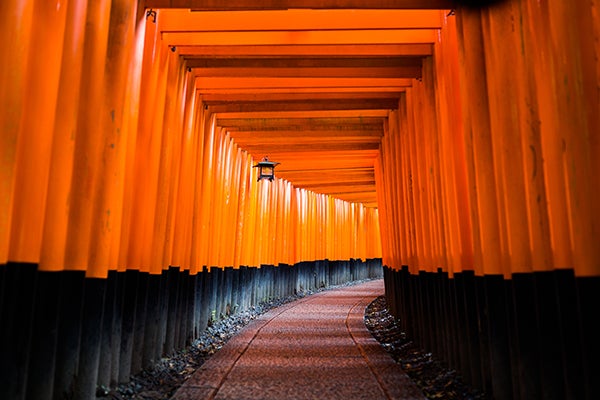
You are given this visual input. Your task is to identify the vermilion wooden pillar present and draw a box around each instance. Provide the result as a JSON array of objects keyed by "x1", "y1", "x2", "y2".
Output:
[
  {"x1": 9, "y1": 1, "x2": 67, "y2": 264},
  {"x1": 40, "y1": 0, "x2": 88, "y2": 271},
  {"x1": 0, "y1": 1, "x2": 33, "y2": 264}
]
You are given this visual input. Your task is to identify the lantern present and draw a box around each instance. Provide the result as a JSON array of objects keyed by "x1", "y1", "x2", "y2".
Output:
[{"x1": 253, "y1": 156, "x2": 280, "y2": 181}]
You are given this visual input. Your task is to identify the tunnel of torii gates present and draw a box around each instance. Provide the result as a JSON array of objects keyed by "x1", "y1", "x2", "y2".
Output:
[{"x1": 0, "y1": 0, "x2": 598, "y2": 399}]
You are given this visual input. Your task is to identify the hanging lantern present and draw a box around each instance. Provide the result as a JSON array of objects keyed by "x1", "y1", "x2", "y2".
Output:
[{"x1": 253, "y1": 156, "x2": 279, "y2": 182}]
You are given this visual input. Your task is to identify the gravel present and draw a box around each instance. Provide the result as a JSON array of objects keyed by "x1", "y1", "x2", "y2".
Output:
[
  {"x1": 364, "y1": 296, "x2": 490, "y2": 400},
  {"x1": 101, "y1": 282, "x2": 489, "y2": 399},
  {"x1": 102, "y1": 281, "x2": 357, "y2": 399}
]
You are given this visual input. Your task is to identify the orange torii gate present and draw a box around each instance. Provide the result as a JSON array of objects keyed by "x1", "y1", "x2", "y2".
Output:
[{"x1": 0, "y1": 1, "x2": 598, "y2": 400}]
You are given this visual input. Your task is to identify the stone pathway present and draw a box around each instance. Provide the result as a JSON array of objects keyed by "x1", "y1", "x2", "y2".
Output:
[{"x1": 171, "y1": 279, "x2": 425, "y2": 400}]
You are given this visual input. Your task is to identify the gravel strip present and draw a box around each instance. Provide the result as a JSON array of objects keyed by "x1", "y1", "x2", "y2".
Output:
[
  {"x1": 364, "y1": 296, "x2": 490, "y2": 400},
  {"x1": 102, "y1": 280, "x2": 372, "y2": 399},
  {"x1": 101, "y1": 282, "x2": 489, "y2": 400}
]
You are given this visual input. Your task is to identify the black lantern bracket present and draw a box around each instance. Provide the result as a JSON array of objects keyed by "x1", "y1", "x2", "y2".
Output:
[{"x1": 253, "y1": 156, "x2": 280, "y2": 182}]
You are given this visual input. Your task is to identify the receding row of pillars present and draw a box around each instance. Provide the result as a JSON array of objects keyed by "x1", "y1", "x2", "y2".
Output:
[
  {"x1": 384, "y1": 266, "x2": 599, "y2": 400},
  {"x1": 0, "y1": 259, "x2": 383, "y2": 400}
]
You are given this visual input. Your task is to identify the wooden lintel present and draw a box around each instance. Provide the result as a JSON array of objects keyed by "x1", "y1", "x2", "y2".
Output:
[
  {"x1": 146, "y1": 0, "x2": 455, "y2": 10},
  {"x1": 233, "y1": 138, "x2": 381, "y2": 147},
  {"x1": 244, "y1": 149, "x2": 379, "y2": 158},
  {"x1": 319, "y1": 189, "x2": 378, "y2": 196},
  {"x1": 289, "y1": 184, "x2": 377, "y2": 194},
  {"x1": 195, "y1": 77, "x2": 413, "y2": 90},
  {"x1": 266, "y1": 157, "x2": 377, "y2": 170},
  {"x1": 277, "y1": 172, "x2": 375, "y2": 183},
  {"x1": 217, "y1": 117, "x2": 385, "y2": 129},
  {"x1": 297, "y1": 186, "x2": 377, "y2": 201},
  {"x1": 239, "y1": 142, "x2": 380, "y2": 152},
  {"x1": 278, "y1": 167, "x2": 375, "y2": 173},
  {"x1": 203, "y1": 91, "x2": 403, "y2": 103},
  {"x1": 216, "y1": 110, "x2": 390, "y2": 119},
  {"x1": 278, "y1": 168, "x2": 374, "y2": 177},
  {"x1": 187, "y1": 57, "x2": 423, "y2": 79},
  {"x1": 163, "y1": 29, "x2": 437, "y2": 46},
  {"x1": 177, "y1": 44, "x2": 434, "y2": 57},
  {"x1": 157, "y1": 9, "x2": 443, "y2": 31},
  {"x1": 191, "y1": 66, "x2": 421, "y2": 79},
  {"x1": 209, "y1": 98, "x2": 398, "y2": 113},
  {"x1": 186, "y1": 57, "x2": 423, "y2": 68},
  {"x1": 199, "y1": 87, "x2": 408, "y2": 96},
  {"x1": 228, "y1": 130, "x2": 383, "y2": 138}
]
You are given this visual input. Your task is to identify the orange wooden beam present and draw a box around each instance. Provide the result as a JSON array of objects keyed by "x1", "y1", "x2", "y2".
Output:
[
  {"x1": 207, "y1": 98, "x2": 398, "y2": 113},
  {"x1": 202, "y1": 92, "x2": 403, "y2": 102},
  {"x1": 195, "y1": 77, "x2": 412, "y2": 90},
  {"x1": 200, "y1": 87, "x2": 408, "y2": 97},
  {"x1": 158, "y1": 9, "x2": 443, "y2": 31},
  {"x1": 239, "y1": 142, "x2": 380, "y2": 153},
  {"x1": 279, "y1": 168, "x2": 374, "y2": 181},
  {"x1": 232, "y1": 137, "x2": 380, "y2": 146},
  {"x1": 163, "y1": 29, "x2": 438, "y2": 46},
  {"x1": 191, "y1": 67, "x2": 419, "y2": 78},
  {"x1": 176, "y1": 44, "x2": 433, "y2": 57},
  {"x1": 187, "y1": 57, "x2": 423, "y2": 68},
  {"x1": 145, "y1": 0, "x2": 454, "y2": 9},
  {"x1": 187, "y1": 56, "x2": 422, "y2": 79},
  {"x1": 216, "y1": 109, "x2": 389, "y2": 117},
  {"x1": 249, "y1": 153, "x2": 378, "y2": 166},
  {"x1": 217, "y1": 116, "x2": 384, "y2": 129},
  {"x1": 229, "y1": 129, "x2": 382, "y2": 138}
]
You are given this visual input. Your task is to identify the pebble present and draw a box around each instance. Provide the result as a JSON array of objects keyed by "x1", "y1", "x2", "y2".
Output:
[
  {"x1": 364, "y1": 296, "x2": 490, "y2": 400},
  {"x1": 103, "y1": 280, "x2": 484, "y2": 400}
]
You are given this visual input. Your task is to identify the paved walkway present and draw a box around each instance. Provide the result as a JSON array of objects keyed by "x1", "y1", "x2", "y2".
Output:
[{"x1": 172, "y1": 279, "x2": 425, "y2": 400}]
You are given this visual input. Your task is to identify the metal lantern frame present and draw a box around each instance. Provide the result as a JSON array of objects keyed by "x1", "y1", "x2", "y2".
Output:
[{"x1": 253, "y1": 157, "x2": 280, "y2": 181}]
